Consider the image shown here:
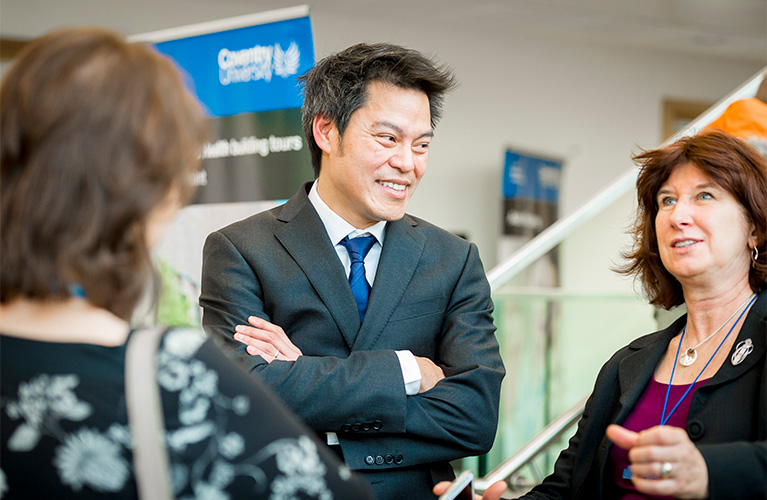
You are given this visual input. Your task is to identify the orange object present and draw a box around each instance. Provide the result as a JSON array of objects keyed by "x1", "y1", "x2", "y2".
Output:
[{"x1": 705, "y1": 98, "x2": 767, "y2": 155}]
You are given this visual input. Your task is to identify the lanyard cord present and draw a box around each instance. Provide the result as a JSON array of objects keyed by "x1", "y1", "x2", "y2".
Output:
[{"x1": 660, "y1": 294, "x2": 757, "y2": 426}]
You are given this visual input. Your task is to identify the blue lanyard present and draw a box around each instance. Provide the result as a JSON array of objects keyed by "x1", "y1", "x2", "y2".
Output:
[{"x1": 660, "y1": 294, "x2": 757, "y2": 426}]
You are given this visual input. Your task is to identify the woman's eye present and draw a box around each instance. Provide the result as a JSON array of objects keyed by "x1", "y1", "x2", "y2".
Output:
[
  {"x1": 660, "y1": 197, "x2": 676, "y2": 206},
  {"x1": 699, "y1": 192, "x2": 713, "y2": 200}
]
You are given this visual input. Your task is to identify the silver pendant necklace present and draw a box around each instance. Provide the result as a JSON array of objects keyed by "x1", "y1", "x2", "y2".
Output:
[{"x1": 679, "y1": 294, "x2": 755, "y2": 367}]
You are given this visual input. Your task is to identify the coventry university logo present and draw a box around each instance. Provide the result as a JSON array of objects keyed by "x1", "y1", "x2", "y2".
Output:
[
  {"x1": 273, "y1": 42, "x2": 300, "y2": 78},
  {"x1": 218, "y1": 41, "x2": 301, "y2": 86}
]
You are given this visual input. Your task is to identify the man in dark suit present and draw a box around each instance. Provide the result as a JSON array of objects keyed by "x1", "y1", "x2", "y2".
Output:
[{"x1": 200, "y1": 43, "x2": 505, "y2": 500}]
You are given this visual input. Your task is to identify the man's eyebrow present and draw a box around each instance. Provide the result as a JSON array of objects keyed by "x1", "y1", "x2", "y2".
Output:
[{"x1": 374, "y1": 120, "x2": 434, "y2": 139}]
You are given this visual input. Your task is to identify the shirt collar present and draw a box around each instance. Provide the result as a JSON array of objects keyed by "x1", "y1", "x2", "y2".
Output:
[{"x1": 308, "y1": 180, "x2": 387, "y2": 246}]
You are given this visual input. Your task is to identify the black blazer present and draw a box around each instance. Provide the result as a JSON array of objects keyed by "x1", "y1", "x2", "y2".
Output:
[
  {"x1": 521, "y1": 290, "x2": 766, "y2": 500},
  {"x1": 200, "y1": 183, "x2": 505, "y2": 499}
]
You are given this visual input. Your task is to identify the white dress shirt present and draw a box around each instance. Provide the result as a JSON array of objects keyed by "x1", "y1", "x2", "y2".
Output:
[{"x1": 308, "y1": 181, "x2": 421, "y2": 396}]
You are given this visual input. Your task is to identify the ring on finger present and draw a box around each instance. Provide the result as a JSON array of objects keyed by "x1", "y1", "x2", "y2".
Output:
[
  {"x1": 660, "y1": 461, "x2": 672, "y2": 479},
  {"x1": 273, "y1": 348, "x2": 280, "y2": 359}
]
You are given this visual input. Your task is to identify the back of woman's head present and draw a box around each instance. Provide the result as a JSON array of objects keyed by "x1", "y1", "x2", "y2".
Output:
[
  {"x1": 620, "y1": 131, "x2": 767, "y2": 309},
  {"x1": 0, "y1": 27, "x2": 208, "y2": 319}
]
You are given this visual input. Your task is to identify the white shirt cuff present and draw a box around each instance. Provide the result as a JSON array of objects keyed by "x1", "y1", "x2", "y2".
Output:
[
  {"x1": 396, "y1": 350, "x2": 421, "y2": 396},
  {"x1": 326, "y1": 432, "x2": 339, "y2": 445}
]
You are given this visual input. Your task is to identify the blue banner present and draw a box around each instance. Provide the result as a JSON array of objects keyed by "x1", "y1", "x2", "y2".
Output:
[
  {"x1": 502, "y1": 150, "x2": 562, "y2": 202},
  {"x1": 154, "y1": 16, "x2": 314, "y2": 117},
  {"x1": 502, "y1": 149, "x2": 562, "y2": 236},
  {"x1": 137, "y1": 10, "x2": 315, "y2": 327}
]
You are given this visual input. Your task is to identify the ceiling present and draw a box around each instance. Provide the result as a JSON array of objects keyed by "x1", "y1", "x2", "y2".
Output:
[{"x1": 1, "y1": 0, "x2": 765, "y2": 62}]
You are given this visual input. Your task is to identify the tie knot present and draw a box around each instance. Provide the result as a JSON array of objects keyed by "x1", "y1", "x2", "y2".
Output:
[{"x1": 340, "y1": 235, "x2": 376, "y2": 263}]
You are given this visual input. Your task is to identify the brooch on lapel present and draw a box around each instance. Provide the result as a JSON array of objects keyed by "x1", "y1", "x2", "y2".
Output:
[{"x1": 731, "y1": 338, "x2": 754, "y2": 366}]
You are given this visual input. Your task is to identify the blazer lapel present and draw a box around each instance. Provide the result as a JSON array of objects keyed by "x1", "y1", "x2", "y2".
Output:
[
  {"x1": 274, "y1": 184, "x2": 361, "y2": 348},
  {"x1": 597, "y1": 316, "x2": 685, "y2": 481},
  {"x1": 616, "y1": 317, "x2": 685, "y2": 420},
  {"x1": 352, "y1": 215, "x2": 425, "y2": 351}
]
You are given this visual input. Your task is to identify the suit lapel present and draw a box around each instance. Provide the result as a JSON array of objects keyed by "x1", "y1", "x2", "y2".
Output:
[
  {"x1": 274, "y1": 184, "x2": 361, "y2": 348},
  {"x1": 597, "y1": 317, "x2": 684, "y2": 480},
  {"x1": 615, "y1": 321, "x2": 682, "y2": 422},
  {"x1": 352, "y1": 215, "x2": 425, "y2": 351}
]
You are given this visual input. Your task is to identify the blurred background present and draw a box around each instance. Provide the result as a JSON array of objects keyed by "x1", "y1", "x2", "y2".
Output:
[{"x1": 3, "y1": 0, "x2": 765, "y2": 493}]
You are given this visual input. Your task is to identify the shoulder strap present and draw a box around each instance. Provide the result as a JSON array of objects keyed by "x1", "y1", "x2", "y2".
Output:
[{"x1": 125, "y1": 326, "x2": 174, "y2": 500}]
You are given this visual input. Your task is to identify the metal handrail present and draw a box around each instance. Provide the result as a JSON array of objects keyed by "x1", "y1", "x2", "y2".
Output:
[
  {"x1": 475, "y1": 395, "x2": 588, "y2": 492},
  {"x1": 487, "y1": 66, "x2": 766, "y2": 291}
]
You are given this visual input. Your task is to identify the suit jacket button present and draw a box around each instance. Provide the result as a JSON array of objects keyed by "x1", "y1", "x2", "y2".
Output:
[
  {"x1": 362, "y1": 423, "x2": 371, "y2": 431},
  {"x1": 365, "y1": 455, "x2": 375, "y2": 465},
  {"x1": 375, "y1": 455, "x2": 384, "y2": 465},
  {"x1": 342, "y1": 424, "x2": 351, "y2": 433},
  {"x1": 352, "y1": 423, "x2": 361, "y2": 432},
  {"x1": 373, "y1": 420, "x2": 382, "y2": 430},
  {"x1": 385, "y1": 454, "x2": 394, "y2": 464},
  {"x1": 394, "y1": 454, "x2": 404, "y2": 464},
  {"x1": 686, "y1": 420, "x2": 705, "y2": 440}
]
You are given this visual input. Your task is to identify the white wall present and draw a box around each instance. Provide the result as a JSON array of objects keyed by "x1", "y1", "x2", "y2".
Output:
[
  {"x1": 306, "y1": 9, "x2": 763, "y2": 295},
  {"x1": 3, "y1": 1, "x2": 764, "y2": 290}
]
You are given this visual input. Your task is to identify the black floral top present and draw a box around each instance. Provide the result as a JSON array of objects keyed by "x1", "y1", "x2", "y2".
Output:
[{"x1": 0, "y1": 329, "x2": 374, "y2": 499}]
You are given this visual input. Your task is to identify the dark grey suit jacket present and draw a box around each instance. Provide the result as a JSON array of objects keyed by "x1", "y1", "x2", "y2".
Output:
[
  {"x1": 200, "y1": 183, "x2": 505, "y2": 499},
  {"x1": 521, "y1": 289, "x2": 766, "y2": 500}
]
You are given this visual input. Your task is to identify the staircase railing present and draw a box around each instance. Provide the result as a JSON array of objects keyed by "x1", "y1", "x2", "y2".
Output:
[{"x1": 475, "y1": 395, "x2": 587, "y2": 492}]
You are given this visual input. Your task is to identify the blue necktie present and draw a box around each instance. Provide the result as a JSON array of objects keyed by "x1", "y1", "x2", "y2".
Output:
[{"x1": 339, "y1": 235, "x2": 376, "y2": 321}]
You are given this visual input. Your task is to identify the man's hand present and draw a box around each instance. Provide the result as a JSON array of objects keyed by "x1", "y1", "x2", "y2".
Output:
[
  {"x1": 432, "y1": 480, "x2": 507, "y2": 500},
  {"x1": 234, "y1": 316, "x2": 303, "y2": 363},
  {"x1": 414, "y1": 356, "x2": 445, "y2": 393},
  {"x1": 607, "y1": 424, "x2": 709, "y2": 499}
]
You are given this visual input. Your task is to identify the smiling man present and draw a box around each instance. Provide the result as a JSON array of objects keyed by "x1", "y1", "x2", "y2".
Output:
[{"x1": 200, "y1": 43, "x2": 505, "y2": 500}]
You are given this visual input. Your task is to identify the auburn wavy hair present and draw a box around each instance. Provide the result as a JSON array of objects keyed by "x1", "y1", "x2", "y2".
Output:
[{"x1": 618, "y1": 131, "x2": 767, "y2": 309}]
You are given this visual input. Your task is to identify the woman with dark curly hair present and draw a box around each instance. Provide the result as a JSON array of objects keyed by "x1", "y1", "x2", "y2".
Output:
[{"x1": 515, "y1": 131, "x2": 766, "y2": 500}]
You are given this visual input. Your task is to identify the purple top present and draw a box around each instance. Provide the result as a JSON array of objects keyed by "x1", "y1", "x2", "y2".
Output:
[{"x1": 609, "y1": 376, "x2": 710, "y2": 499}]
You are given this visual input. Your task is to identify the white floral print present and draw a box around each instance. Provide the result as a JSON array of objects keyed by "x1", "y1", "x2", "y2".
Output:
[
  {"x1": 232, "y1": 395, "x2": 250, "y2": 416},
  {"x1": 54, "y1": 427, "x2": 129, "y2": 492},
  {"x1": 0, "y1": 468, "x2": 8, "y2": 499},
  {"x1": 1, "y1": 329, "x2": 341, "y2": 498},
  {"x1": 219, "y1": 432, "x2": 245, "y2": 459},
  {"x1": 261, "y1": 436, "x2": 332, "y2": 500},
  {"x1": 5, "y1": 374, "x2": 91, "y2": 452}
]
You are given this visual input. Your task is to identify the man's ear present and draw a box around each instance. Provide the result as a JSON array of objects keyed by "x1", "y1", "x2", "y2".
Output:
[{"x1": 312, "y1": 114, "x2": 336, "y2": 154}]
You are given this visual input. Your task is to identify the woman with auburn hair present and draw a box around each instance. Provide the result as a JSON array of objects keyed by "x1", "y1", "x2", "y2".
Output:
[
  {"x1": 512, "y1": 131, "x2": 766, "y2": 500},
  {"x1": 0, "y1": 27, "x2": 373, "y2": 499}
]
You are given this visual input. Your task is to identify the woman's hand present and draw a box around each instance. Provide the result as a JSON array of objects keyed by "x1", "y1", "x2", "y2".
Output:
[
  {"x1": 432, "y1": 480, "x2": 507, "y2": 500},
  {"x1": 607, "y1": 424, "x2": 709, "y2": 499}
]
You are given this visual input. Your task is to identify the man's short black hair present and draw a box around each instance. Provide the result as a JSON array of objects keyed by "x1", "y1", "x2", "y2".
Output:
[{"x1": 298, "y1": 42, "x2": 456, "y2": 176}]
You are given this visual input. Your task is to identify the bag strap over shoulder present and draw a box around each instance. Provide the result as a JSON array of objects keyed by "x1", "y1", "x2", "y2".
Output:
[{"x1": 125, "y1": 326, "x2": 174, "y2": 500}]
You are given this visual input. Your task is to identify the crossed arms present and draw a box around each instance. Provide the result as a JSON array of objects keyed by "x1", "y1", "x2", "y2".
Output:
[{"x1": 200, "y1": 223, "x2": 505, "y2": 470}]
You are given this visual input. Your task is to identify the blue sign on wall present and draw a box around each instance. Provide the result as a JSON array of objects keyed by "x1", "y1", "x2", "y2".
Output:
[
  {"x1": 502, "y1": 149, "x2": 563, "y2": 236},
  {"x1": 502, "y1": 150, "x2": 562, "y2": 203},
  {"x1": 154, "y1": 16, "x2": 314, "y2": 117}
]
